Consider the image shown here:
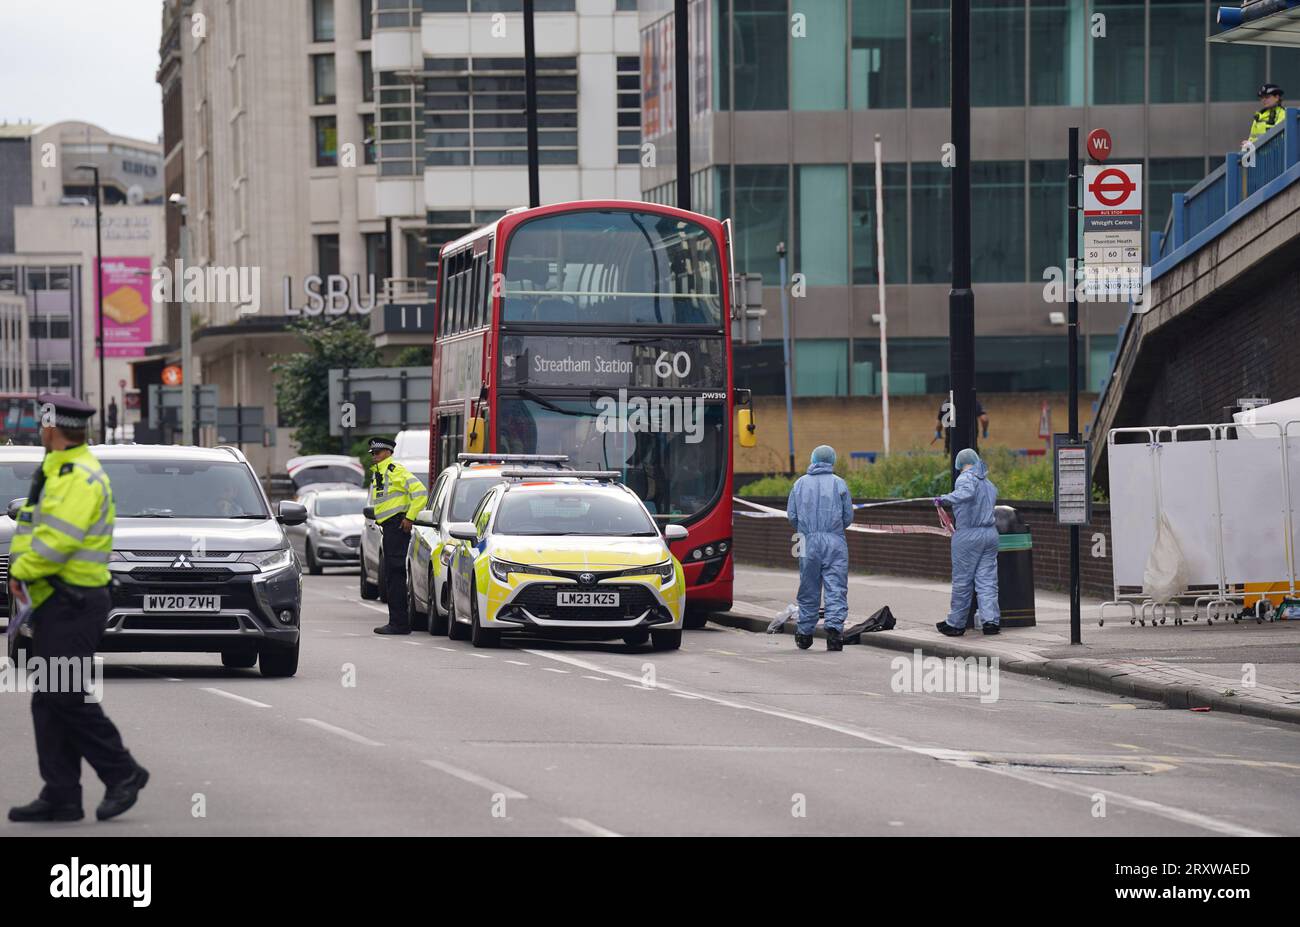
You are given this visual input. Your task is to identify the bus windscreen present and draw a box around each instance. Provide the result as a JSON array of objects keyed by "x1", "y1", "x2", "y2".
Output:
[{"x1": 501, "y1": 209, "x2": 723, "y2": 327}]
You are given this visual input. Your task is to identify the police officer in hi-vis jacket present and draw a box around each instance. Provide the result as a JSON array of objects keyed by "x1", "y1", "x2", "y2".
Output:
[
  {"x1": 367, "y1": 436, "x2": 427, "y2": 635},
  {"x1": 8, "y1": 394, "x2": 147, "y2": 823}
]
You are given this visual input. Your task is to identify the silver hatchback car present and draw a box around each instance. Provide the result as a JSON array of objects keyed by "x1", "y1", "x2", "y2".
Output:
[{"x1": 284, "y1": 488, "x2": 366, "y2": 574}]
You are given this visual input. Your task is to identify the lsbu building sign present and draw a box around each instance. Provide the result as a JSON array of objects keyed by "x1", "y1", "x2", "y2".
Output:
[{"x1": 281, "y1": 274, "x2": 378, "y2": 315}]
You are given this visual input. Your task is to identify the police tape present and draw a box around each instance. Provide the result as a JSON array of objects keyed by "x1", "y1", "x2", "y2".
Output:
[{"x1": 733, "y1": 497, "x2": 953, "y2": 537}]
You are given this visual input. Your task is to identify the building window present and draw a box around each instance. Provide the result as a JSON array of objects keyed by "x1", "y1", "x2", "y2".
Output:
[
  {"x1": 360, "y1": 0, "x2": 373, "y2": 40},
  {"x1": 1090, "y1": 0, "x2": 1144, "y2": 104},
  {"x1": 1029, "y1": 160, "x2": 1067, "y2": 283},
  {"x1": 313, "y1": 54, "x2": 337, "y2": 105},
  {"x1": 733, "y1": 342, "x2": 786, "y2": 395},
  {"x1": 1149, "y1": 157, "x2": 1207, "y2": 239},
  {"x1": 852, "y1": 339, "x2": 931, "y2": 396},
  {"x1": 851, "y1": 0, "x2": 907, "y2": 110},
  {"x1": 1088, "y1": 334, "x2": 1118, "y2": 392},
  {"x1": 976, "y1": 336, "x2": 1070, "y2": 392},
  {"x1": 378, "y1": 72, "x2": 421, "y2": 175},
  {"x1": 973, "y1": 0, "x2": 1025, "y2": 106},
  {"x1": 403, "y1": 230, "x2": 427, "y2": 280},
  {"x1": 911, "y1": 163, "x2": 950, "y2": 283},
  {"x1": 795, "y1": 165, "x2": 849, "y2": 286},
  {"x1": 362, "y1": 113, "x2": 376, "y2": 164},
  {"x1": 316, "y1": 234, "x2": 340, "y2": 277},
  {"x1": 792, "y1": 0, "x2": 846, "y2": 110},
  {"x1": 795, "y1": 340, "x2": 849, "y2": 397},
  {"x1": 1150, "y1": 0, "x2": 1205, "y2": 103},
  {"x1": 851, "y1": 162, "x2": 907, "y2": 285},
  {"x1": 732, "y1": 165, "x2": 788, "y2": 284},
  {"x1": 364, "y1": 231, "x2": 390, "y2": 283},
  {"x1": 616, "y1": 56, "x2": 642, "y2": 165},
  {"x1": 314, "y1": 115, "x2": 338, "y2": 166},
  {"x1": 424, "y1": 57, "x2": 578, "y2": 166},
  {"x1": 732, "y1": 0, "x2": 788, "y2": 111},
  {"x1": 911, "y1": 0, "x2": 949, "y2": 107},
  {"x1": 312, "y1": 0, "x2": 335, "y2": 42},
  {"x1": 361, "y1": 51, "x2": 373, "y2": 103},
  {"x1": 1029, "y1": 0, "x2": 1085, "y2": 106},
  {"x1": 972, "y1": 161, "x2": 1025, "y2": 282},
  {"x1": 1212, "y1": 42, "x2": 1265, "y2": 103}
]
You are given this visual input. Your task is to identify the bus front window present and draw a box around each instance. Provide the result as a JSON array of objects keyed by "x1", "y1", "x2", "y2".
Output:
[
  {"x1": 496, "y1": 397, "x2": 725, "y2": 521},
  {"x1": 501, "y1": 209, "x2": 723, "y2": 328}
]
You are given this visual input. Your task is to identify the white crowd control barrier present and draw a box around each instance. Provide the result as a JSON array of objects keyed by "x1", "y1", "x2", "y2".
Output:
[{"x1": 1102, "y1": 421, "x2": 1300, "y2": 627}]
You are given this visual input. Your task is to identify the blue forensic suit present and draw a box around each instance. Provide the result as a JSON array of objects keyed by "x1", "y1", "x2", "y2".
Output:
[
  {"x1": 786, "y1": 461, "x2": 854, "y2": 634},
  {"x1": 941, "y1": 460, "x2": 1000, "y2": 629}
]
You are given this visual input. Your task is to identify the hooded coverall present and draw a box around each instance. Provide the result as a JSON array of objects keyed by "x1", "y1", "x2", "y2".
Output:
[
  {"x1": 787, "y1": 460, "x2": 854, "y2": 634},
  {"x1": 941, "y1": 459, "x2": 1000, "y2": 630}
]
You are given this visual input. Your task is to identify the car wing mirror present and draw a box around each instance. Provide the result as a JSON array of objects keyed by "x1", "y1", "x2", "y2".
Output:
[
  {"x1": 277, "y1": 500, "x2": 308, "y2": 526},
  {"x1": 415, "y1": 510, "x2": 436, "y2": 528},
  {"x1": 6, "y1": 497, "x2": 24, "y2": 521},
  {"x1": 663, "y1": 524, "x2": 688, "y2": 542},
  {"x1": 447, "y1": 521, "x2": 478, "y2": 542},
  {"x1": 363, "y1": 505, "x2": 376, "y2": 521}
]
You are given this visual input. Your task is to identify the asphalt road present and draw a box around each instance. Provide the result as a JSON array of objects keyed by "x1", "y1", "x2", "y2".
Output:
[{"x1": 1, "y1": 570, "x2": 1297, "y2": 836}]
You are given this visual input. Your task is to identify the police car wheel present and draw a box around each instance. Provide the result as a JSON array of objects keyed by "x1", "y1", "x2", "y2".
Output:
[
  {"x1": 221, "y1": 650, "x2": 257, "y2": 669},
  {"x1": 428, "y1": 569, "x2": 449, "y2": 635},
  {"x1": 683, "y1": 608, "x2": 709, "y2": 630},
  {"x1": 377, "y1": 560, "x2": 388, "y2": 603},
  {"x1": 651, "y1": 629, "x2": 682, "y2": 651},
  {"x1": 408, "y1": 582, "x2": 429, "y2": 633},
  {"x1": 622, "y1": 630, "x2": 650, "y2": 647},
  {"x1": 305, "y1": 542, "x2": 322, "y2": 576},
  {"x1": 469, "y1": 578, "x2": 500, "y2": 648},
  {"x1": 447, "y1": 585, "x2": 470, "y2": 641},
  {"x1": 359, "y1": 559, "x2": 379, "y2": 600},
  {"x1": 258, "y1": 640, "x2": 300, "y2": 678}
]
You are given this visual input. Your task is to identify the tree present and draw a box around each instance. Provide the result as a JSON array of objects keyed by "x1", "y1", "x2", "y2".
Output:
[
  {"x1": 271, "y1": 317, "x2": 381, "y2": 455},
  {"x1": 391, "y1": 344, "x2": 432, "y2": 368}
]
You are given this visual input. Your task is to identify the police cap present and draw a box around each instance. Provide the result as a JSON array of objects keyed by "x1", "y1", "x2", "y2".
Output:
[
  {"x1": 38, "y1": 393, "x2": 96, "y2": 429},
  {"x1": 1259, "y1": 83, "x2": 1284, "y2": 98},
  {"x1": 368, "y1": 437, "x2": 396, "y2": 454}
]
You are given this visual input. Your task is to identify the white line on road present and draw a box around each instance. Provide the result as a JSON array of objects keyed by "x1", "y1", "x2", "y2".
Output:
[
  {"x1": 542, "y1": 667, "x2": 569, "y2": 674},
  {"x1": 403, "y1": 640, "x2": 423, "y2": 646},
  {"x1": 422, "y1": 759, "x2": 527, "y2": 799},
  {"x1": 357, "y1": 602, "x2": 388, "y2": 614},
  {"x1": 624, "y1": 684, "x2": 654, "y2": 690},
  {"x1": 470, "y1": 653, "x2": 492, "y2": 659},
  {"x1": 200, "y1": 687, "x2": 271, "y2": 708},
  {"x1": 671, "y1": 692, "x2": 701, "y2": 700},
  {"x1": 521, "y1": 649, "x2": 1274, "y2": 838},
  {"x1": 506, "y1": 660, "x2": 531, "y2": 666},
  {"x1": 299, "y1": 718, "x2": 385, "y2": 747},
  {"x1": 581, "y1": 674, "x2": 608, "y2": 681},
  {"x1": 560, "y1": 817, "x2": 622, "y2": 837},
  {"x1": 437, "y1": 647, "x2": 455, "y2": 652}
]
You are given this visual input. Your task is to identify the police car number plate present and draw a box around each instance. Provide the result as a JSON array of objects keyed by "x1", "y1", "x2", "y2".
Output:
[
  {"x1": 556, "y1": 591, "x2": 619, "y2": 607},
  {"x1": 144, "y1": 594, "x2": 220, "y2": 612}
]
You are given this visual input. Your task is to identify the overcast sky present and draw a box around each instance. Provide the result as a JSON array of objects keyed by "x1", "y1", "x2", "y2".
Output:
[{"x1": 1, "y1": 0, "x2": 163, "y2": 142}]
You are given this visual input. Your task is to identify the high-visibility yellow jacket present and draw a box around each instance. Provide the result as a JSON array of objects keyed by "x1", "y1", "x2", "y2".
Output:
[
  {"x1": 9, "y1": 443, "x2": 115, "y2": 609},
  {"x1": 367, "y1": 458, "x2": 427, "y2": 525},
  {"x1": 1250, "y1": 105, "x2": 1285, "y2": 140}
]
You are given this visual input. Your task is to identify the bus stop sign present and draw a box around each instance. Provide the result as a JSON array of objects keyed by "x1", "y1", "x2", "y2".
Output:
[{"x1": 1086, "y1": 128, "x2": 1112, "y2": 162}]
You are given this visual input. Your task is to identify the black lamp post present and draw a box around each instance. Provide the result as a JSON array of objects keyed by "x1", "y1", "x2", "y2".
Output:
[{"x1": 75, "y1": 163, "x2": 106, "y2": 443}]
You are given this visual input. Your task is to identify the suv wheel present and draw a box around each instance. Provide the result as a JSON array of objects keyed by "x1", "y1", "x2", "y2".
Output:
[
  {"x1": 651, "y1": 629, "x2": 682, "y2": 651},
  {"x1": 305, "y1": 541, "x2": 322, "y2": 576},
  {"x1": 469, "y1": 576, "x2": 500, "y2": 648},
  {"x1": 221, "y1": 650, "x2": 257, "y2": 669},
  {"x1": 359, "y1": 559, "x2": 379, "y2": 600},
  {"x1": 429, "y1": 569, "x2": 449, "y2": 635},
  {"x1": 259, "y1": 640, "x2": 300, "y2": 677},
  {"x1": 447, "y1": 583, "x2": 470, "y2": 641}
]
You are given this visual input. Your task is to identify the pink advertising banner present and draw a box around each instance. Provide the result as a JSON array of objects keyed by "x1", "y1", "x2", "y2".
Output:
[{"x1": 95, "y1": 257, "x2": 153, "y2": 358}]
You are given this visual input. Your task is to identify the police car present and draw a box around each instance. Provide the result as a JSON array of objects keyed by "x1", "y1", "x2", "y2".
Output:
[
  {"x1": 407, "y1": 453, "x2": 568, "y2": 633},
  {"x1": 445, "y1": 470, "x2": 688, "y2": 650}
]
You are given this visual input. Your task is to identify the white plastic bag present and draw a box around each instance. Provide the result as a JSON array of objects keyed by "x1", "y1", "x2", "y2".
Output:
[
  {"x1": 1142, "y1": 512, "x2": 1187, "y2": 604},
  {"x1": 766, "y1": 604, "x2": 799, "y2": 634}
]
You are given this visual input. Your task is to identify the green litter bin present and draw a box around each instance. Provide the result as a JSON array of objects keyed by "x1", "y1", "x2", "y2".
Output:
[{"x1": 964, "y1": 505, "x2": 1037, "y2": 629}]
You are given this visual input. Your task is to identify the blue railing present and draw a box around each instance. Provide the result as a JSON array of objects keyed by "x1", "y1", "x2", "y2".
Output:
[{"x1": 1153, "y1": 106, "x2": 1300, "y2": 262}]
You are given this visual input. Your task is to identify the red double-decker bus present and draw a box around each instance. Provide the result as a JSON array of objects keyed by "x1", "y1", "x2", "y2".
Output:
[{"x1": 427, "y1": 200, "x2": 754, "y2": 622}]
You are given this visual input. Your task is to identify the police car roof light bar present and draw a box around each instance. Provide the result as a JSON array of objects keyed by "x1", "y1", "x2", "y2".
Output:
[
  {"x1": 457, "y1": 453, "x2": 569, "y2": 464},
  {"x1": 499, "y1": 469, "x2": 621, "y2": 481}
]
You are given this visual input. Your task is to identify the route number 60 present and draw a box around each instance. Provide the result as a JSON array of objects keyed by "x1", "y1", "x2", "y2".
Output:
[{"x1": 655, "y1": 350, "x2": 691, "y2": 380}]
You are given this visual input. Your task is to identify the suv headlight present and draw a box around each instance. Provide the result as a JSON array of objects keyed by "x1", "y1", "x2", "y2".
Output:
[
  {"x1": 239, "y1": 548, "x2": 294, "y2": 572},
  {"x1": 489, "y1": 558, "x2": 550, "y2": 583}
]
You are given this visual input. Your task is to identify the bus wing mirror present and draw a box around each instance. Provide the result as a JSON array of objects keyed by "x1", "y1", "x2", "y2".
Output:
[
  {"x1": 465, "y1": 416, "x2": 486, "y2": 454},
  {"x1": 737, "y1": 408, "x2": 757, "y2": 448}
]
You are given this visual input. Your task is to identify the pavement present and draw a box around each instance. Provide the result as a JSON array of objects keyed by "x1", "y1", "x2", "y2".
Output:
[
  {"x1": 1, "y1": 570, "x2": 1298, "y2": 836},
  {"x1": 717, "y1": 564, "x2": 1300, "y2": 727}
]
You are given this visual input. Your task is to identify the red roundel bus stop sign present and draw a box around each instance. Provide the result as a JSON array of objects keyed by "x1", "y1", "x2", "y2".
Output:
[{"x1": 1086, "y1": 128, "x2": 1112, "y2": 162}]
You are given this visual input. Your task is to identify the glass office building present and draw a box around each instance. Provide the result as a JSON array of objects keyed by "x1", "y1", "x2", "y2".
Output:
[{"x1": 639, "y1": 0, "x2": 1292, "y2": 398}]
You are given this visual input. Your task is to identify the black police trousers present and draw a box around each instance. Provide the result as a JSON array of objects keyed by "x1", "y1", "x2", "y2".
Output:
[
  {"x1": 27, "y1": 585, "x2": 138, "y2": 805},
  {"x1": 381, "y1": 518, "x2": 410, "y2": 629}
]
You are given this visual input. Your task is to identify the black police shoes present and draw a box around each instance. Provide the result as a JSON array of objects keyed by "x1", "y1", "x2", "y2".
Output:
[
  {"x1": 794, "y1": 633, "x2": 813, "y2": 650},
  {"x1": 9, "y1": 798, "x2": 84, "y2": 822},
  {"x1": 373, "y1": 625, "x2": 411, "y2": 635},
  {"x1": 935, "y1": 621, "x2": 966, "y2": 637},
  {"x1": 97, "y1": 766, "x2": 149, "y2": 821},
  {"x1": 825, "y1": 628, "x2": 843, "y2": 652},
  {"x1": 982, "y1": 623, "x2": 1001, "y2": 635}
]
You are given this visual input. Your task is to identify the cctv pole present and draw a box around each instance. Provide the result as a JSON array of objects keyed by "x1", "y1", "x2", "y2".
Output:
[
  {"x1": 947, "y1": 0, "x2": 976, "y2": 483},
  {"x1": 1068, "y1": 127, "x2": 1081, "y2": 645},
  {"x1": 874, "y1": 133, "x2": 890, "y2": 457},
  {"x1": 675, "y1": 0, "x2": 691, "y2": 212},
  {"x1": 778, "y1": 242, "x2": 794, "y2": 475},
  {"x1": 523, "y1": 0, "x2": 540, "y2": 208}
]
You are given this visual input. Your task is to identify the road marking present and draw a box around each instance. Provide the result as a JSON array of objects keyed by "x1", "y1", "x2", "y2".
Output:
[
  {"x1": 437, "y1": 646, "x2": 455, "y2": 652},
  {"x1": 542, "y1": 667, "x2": 569, "y2": 674},
  {"x1": 521, "y1": 648, "x2": 1274, "y2": 838},
  {"x1": 506, "y1": 660, "x2": 531, "y2": 666},
  {"x1": 299, "y1": 718, "x2": 385, "y2": 747},
  {"x1": 422, "y1": 759, "x2": 527, "y2": 799},
  {"x1": 471, "y1": 653, "x2": 492, "y2": 659},
  {"x1": 671, "y1": 692, "x2": 701, "y2": 700},
  {"x1": 625, "y1": 684, "x2": 654, "y2": 690},
  {"x1": 357, "y1": 602, "x2": 389, "y2": 614},
  {"x1": 560, "y1": 817, "x2": 622, "y2": 837},
  {"x1": 581, "y1": 674, "x2": 608, "y2": 681},
  {"x1": 404, "y1": 640, "x2": 423, "y2": 646},
  {"x1": 200, "y1": 687, "x2": 271, "y2": 709}
]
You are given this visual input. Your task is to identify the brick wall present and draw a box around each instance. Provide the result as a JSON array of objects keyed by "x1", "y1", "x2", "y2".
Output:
[{"x1": 735, "y1": 497, "x2": 1114, "y2": 599}]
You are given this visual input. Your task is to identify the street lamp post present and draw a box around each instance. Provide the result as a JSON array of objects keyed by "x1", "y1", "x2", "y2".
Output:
[
  {"x1": 169, "y1": 193, "x2": 193, "y2": 445},
  {"x1": 947, "y1": 0, "x2": 976, "y2": 482},
  {"x1": 76, "y1": 164, "x2": 106, "y2": 443}
]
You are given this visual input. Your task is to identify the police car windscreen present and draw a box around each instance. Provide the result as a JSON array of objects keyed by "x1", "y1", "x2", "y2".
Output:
[
  {"x1": 494, "y1": 491, "x2": 657, "y2": 537},
  {"x1": 104, "y1": 460, "x2": 271, "y2": 518},
  {"x1": 0, "y1": 461, "x2": 39, "y2": 506}
]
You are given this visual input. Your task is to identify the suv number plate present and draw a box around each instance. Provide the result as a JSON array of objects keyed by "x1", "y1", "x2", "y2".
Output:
[
  {"x1": 556, "y1": 591, "x2": 619, "y2": 607},
  {"x1": 144, "y1": 594, "x2": 220, "y2": 612}
]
